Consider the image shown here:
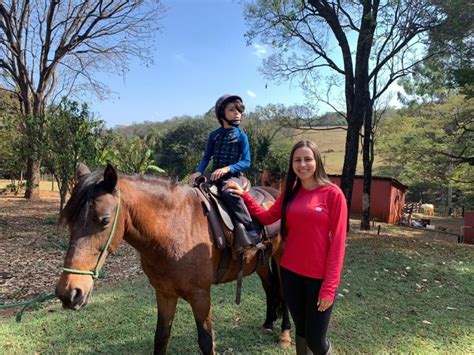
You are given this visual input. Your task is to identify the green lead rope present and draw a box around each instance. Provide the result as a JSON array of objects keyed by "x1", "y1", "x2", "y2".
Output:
[
  {"x1": 0, "y1": 293, "x2": 56, "y2": 322},
  {"x1": 62, "y1": 190, "x2": 121, "y2": 279}
]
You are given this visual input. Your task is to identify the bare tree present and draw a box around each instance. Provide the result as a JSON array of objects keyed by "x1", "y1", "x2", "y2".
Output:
[
  {"x1": 0, "y1": 0, "x2": 164, "y2": 198},
  {"x1": 244, "y1": 0, "x2": 441, "y2": 229}
]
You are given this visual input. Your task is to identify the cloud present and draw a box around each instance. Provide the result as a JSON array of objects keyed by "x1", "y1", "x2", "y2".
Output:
[
  {"x1": 247, "y1": 90, "x2": 256, "y2": 99},
  {"x1": 253, "y1": 44, "x2": 266, "y2": 57}
]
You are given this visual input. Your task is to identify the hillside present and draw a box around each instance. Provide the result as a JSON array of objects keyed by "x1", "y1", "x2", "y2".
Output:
[{"x1": 295, "y1": 127, "x2": 386, "y2": 175}]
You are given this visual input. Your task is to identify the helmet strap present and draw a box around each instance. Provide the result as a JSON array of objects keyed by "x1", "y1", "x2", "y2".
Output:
[{"x1": 222, "y1": 117, "x2": 240, "y2": 127}]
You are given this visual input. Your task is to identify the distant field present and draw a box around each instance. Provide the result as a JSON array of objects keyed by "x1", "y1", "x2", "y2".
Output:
[
  {"x1": 0, "y1": 179, "x2": 58, "y2": 192},
  {"x1": 293, "y1": 128, "x2": 385, "y2": 175}
]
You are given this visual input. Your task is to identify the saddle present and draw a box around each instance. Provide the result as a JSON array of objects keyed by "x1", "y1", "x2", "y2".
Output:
[
  {"x1": 193, "y1": 175, "x2": 280, "y2": 252},
  {"x1": 193, "y1": 176, "x2": 281, "y2": 303}
]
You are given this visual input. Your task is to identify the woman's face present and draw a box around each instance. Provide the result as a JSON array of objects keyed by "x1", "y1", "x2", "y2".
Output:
[{"x1": 292, "y1": 146, "x2": 317, "y2": 183}]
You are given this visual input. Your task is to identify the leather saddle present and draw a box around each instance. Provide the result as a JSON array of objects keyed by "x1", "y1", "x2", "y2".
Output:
[{"x1": 193, "y1": 175, "x2": 280, "y2": 252}]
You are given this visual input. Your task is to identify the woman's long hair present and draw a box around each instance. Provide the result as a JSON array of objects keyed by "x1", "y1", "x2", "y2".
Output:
[{"x1": 280, "y1": 140, "x2": 331, "y2": 239}]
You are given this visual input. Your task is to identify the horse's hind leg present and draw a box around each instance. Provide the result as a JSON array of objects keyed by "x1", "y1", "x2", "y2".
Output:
[
  {"x1": 154, "y1": 291, "x2": 178, "y2": 355},
  {"x1": 256, "y1": 264, "x2": 278, "y2": 331},
  {"x1": 189, "y1": 288, "x2": 214, "y2": 355}
]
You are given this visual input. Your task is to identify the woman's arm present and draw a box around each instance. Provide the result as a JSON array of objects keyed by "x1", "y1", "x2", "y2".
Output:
[
  {"x1": 224, "y1": 180, "x2": 282, "y2": 225},
  {"x1": 319, "y1": 187, "x2": 348, "y2": 303}
]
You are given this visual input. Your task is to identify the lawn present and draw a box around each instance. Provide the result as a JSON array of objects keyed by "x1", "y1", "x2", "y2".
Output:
[{"x1": 1, "y1": 231, "x2": 472, "y2": 354}]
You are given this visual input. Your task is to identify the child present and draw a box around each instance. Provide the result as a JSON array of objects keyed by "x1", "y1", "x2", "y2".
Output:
[{"x1": 189, "y1": 94, "x2": 263, "y2": 249}]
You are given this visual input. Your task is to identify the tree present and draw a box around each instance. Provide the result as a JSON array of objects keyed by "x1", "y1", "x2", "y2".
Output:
[
  {"x1": 101, "y1": 133, "x2": 165, "y2": 175},
  {"x1": 0, "y1": 1, "x2": 164, "y2": 198},
  {"x1": 377, "y1": 95, "x2": 474, "y2": 210},
  {"x1": 399, "y1": 0, "x2": 473, "y2": 102},
  {"x1": 157, "y1": 115, "x2": 217, "y2": 180},
  {"x1": 244, "y1": 104, "x2": 290, "y2": 184},
  {"x1": 0, "y1": 88, "x2": 25, "y2": 191},
  {"x1": 42, "y1": 98, "x2": 104, "y2": 210},
  {"x1": 244, "y1": 0, "x2": 441, "y2": 229}
]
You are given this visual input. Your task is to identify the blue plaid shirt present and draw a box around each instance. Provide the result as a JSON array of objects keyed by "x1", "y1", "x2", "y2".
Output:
[{"x1": 196, "y1": 127, "x2": 251, "y2": 175}]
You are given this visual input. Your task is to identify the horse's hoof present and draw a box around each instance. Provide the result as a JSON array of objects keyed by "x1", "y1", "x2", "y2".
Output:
[
  {"x1": 262, "y1": 326, "x2": 273, "y2": 333},
  {"x1": 278, "y1": 329, "x2": 292, "y2": 349}
]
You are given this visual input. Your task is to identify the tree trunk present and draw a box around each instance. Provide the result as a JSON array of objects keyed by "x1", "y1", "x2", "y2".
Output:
[
  {"x1": 24, "y1": 157, "x2": 41, "y2": 199},
  {"x1": 340, "y1": 117, "x2": 362, "y2": 223},
  {"x1": 361, "y1": 102, "x2": 374, "y2": 230}
]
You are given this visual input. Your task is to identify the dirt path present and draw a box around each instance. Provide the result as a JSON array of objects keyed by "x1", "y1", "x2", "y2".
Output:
[{"x1": 0, "y1": 193, "x2": 142, "y2": 311}]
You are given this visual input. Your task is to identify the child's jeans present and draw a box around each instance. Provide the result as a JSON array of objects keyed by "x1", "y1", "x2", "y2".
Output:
[{"x1": 217, "y1": 176, "x2": 254, "y2": 231}]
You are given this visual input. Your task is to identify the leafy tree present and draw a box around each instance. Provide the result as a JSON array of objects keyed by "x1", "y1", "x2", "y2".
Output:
[
  {"x1": 0, "y1": 88, "x2": 25, "y2": 192},
  {"x1": 0, "y1": 1, "x2": 164, "y2": 198},
  {"x1": 157, "y1": 115, "x2": 217, "y2": 180},
  {"x1": 245, "y1": 0, "x2": 443, "y2": 229},
  {"x1": 101, "y1": 133, "x2": 164, "y2": 175},
  {"x1": 244, "y1": 104, "x2": 292, "y2": 184},
  {"x1": 400, "y1": 0, "x2": 473, "y2": 102},
  {"x1": 42, "y1": 99, "x2": 104, "y2": 210},
  {"x1": 377, "y1": 95, "x2": 474, "y2": 210}
]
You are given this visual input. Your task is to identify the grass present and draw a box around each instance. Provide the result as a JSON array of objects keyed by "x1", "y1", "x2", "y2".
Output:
[
  {"x1": 0, "y1": 179, "x2": 59, "y2": 191},
  {"x1": 297, "y1": 129, "x2": 386, "y2": 175},
  {"x1": 1, "y1": 233, "x2": 473, "y2": 354}
]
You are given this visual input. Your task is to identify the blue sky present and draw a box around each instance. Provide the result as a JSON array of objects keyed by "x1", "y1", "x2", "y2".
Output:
[
  {"x1": 90, "y1": 0, "x2": 308, "y2": 127},
  {"x1": 90, "y1": 0, "x2": 404, "y2": 128}
]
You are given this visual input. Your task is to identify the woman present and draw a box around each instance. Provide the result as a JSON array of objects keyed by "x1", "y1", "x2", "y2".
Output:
[{"x1": 225, "y1": 140, "x2": 347, "y2": 354}]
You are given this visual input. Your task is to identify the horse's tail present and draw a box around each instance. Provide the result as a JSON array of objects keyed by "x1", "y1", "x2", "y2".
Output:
[{"x1": 270, "y1": 256, "x2": 285, "y2": 318}]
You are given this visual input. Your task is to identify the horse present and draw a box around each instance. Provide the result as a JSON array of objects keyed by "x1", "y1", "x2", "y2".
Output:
[
  {"x1": 421, "y1": 203, "x2": 434, "y2": 216},
  {"x1": 55, "y1": 164, "x2": 291, "y2": 354}
]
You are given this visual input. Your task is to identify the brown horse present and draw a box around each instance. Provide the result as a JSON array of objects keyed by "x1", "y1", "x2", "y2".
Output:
[{"x1": 55, "y1": 164, "x2": 291, "y2": 354}]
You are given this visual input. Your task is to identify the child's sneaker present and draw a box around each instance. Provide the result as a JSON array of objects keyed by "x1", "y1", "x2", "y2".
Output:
[{"x1": 247, "y1": 229, "x2": 265, "y2": 250}]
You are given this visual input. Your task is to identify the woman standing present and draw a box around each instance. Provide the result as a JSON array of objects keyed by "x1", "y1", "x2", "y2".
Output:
[{"x1": 225, "y1": 140, "x2": 347, "y2": 354}]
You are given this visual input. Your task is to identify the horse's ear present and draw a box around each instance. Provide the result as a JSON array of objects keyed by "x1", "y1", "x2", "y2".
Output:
[
  {"x1": 103, "y1": 163, "x2": 117, "y2": 192},
  {"x1": 76, "y1": 163, "x2": 91, "y2": 180}
]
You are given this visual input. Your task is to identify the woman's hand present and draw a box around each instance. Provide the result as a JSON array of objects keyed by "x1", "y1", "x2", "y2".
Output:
[
  {"x1": 223, "y1": 180, "x2": 244, "y2": 196},
  {"x1": 317, "y1": 297, "x2": 333, "y2": 312},
  {"x1": 211, "y1": 166, "x2": 230, "y2": 181}
]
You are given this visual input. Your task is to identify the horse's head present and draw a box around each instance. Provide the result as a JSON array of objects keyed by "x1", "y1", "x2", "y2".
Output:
[{"x1": 55, "y1": 163, "x2": 124, "y2": 310}]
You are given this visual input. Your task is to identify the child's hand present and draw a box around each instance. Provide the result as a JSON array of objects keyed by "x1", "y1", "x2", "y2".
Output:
[
  {"x1": 211, "y1": 166, "x2": 230, "y2": 181},
  {"x1": 223, "y1": 180, "x2": 244, "y2": 196},
  {"x1": 189, "y1": 172, "x2": 201, "y2": 184}
]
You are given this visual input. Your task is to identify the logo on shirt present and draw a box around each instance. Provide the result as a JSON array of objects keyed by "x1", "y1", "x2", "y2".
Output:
[{"x1": 315, "y1": 206, "x2": 324, "y2": 212}]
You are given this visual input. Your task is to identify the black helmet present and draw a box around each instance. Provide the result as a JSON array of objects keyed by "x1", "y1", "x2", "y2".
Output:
[{"x1": 214, "y1": 94, "x2": 243, "y2": 122}]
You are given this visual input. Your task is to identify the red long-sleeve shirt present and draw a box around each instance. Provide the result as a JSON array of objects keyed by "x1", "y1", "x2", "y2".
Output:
[{"x1": 242, "y1": 184, "x2": 347, "y2": 301}]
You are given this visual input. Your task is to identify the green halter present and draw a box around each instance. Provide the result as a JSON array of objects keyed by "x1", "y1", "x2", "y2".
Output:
[{"x1": 62, "y1": 190, "x2": 121, "y2": 279}]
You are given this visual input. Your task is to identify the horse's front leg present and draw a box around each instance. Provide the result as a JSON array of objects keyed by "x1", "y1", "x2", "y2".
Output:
[
  {"x1": 189, "y1": 288, "x2": 214, "y2": 355},
  {"x1": 154, "y1": 290, "x2": 178, "y2": 355}
]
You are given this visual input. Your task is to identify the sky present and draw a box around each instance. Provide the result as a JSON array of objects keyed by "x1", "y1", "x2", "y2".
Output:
[
  {"x1": 87, "y1": 0, "x2": 310, "y2": 127},
  {"x1": 89, "y1": 0, "x2": 402, "y2": 128}
]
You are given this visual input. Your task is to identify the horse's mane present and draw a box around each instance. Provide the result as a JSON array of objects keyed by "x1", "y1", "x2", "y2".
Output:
[{"x1": 60, "y1": 169, "x2": 184, "y2": 226}]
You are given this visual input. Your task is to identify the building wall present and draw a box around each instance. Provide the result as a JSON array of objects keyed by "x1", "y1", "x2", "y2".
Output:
[
  {"x1": 261, "y1": 171, "x2": 407, "y2": 224},
  {"x1": 329, "y1": 176, "x2": 406, "y2": 224}
]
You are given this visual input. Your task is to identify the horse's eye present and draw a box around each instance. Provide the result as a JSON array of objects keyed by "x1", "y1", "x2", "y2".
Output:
[{"x1": 101, "y1": 217, "x2": 111, "y2": 226}]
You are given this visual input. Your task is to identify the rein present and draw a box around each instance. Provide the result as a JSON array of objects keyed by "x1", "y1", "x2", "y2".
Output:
[{"x1": 62, "y1": 190, "x2": 121, "y2": 279}]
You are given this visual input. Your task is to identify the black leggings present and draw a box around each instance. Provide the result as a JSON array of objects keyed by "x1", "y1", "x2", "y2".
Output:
[{"x1": 281, "y1": 266, "x2": 333, "y2": 354}]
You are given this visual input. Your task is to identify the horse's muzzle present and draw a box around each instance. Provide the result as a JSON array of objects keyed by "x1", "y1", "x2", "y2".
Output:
[{"x1": 55, "y1": 275, "x2": 94, "y2": 310}]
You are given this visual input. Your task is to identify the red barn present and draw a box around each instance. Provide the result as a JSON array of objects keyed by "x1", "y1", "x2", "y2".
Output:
[{"x1": 329, "y1": 175, "x2": 407, "y2": 224}]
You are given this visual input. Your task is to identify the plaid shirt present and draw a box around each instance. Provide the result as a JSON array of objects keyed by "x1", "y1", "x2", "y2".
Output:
[{"x1": 197, "y1": 127, "x2": 251, "y2": 175}]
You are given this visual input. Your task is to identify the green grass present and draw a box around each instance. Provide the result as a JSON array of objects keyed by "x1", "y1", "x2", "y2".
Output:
[
  {"x1": 297, "y1": 129, "x2": 386, "y2": 175},
  {"x1": 1, "y1": 234, "x2": 473, "y2": 354}
]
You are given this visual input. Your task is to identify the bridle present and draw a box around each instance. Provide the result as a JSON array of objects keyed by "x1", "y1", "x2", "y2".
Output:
[{"x1": 62, "y1": 191, "x2": 121, "y2": 279}]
